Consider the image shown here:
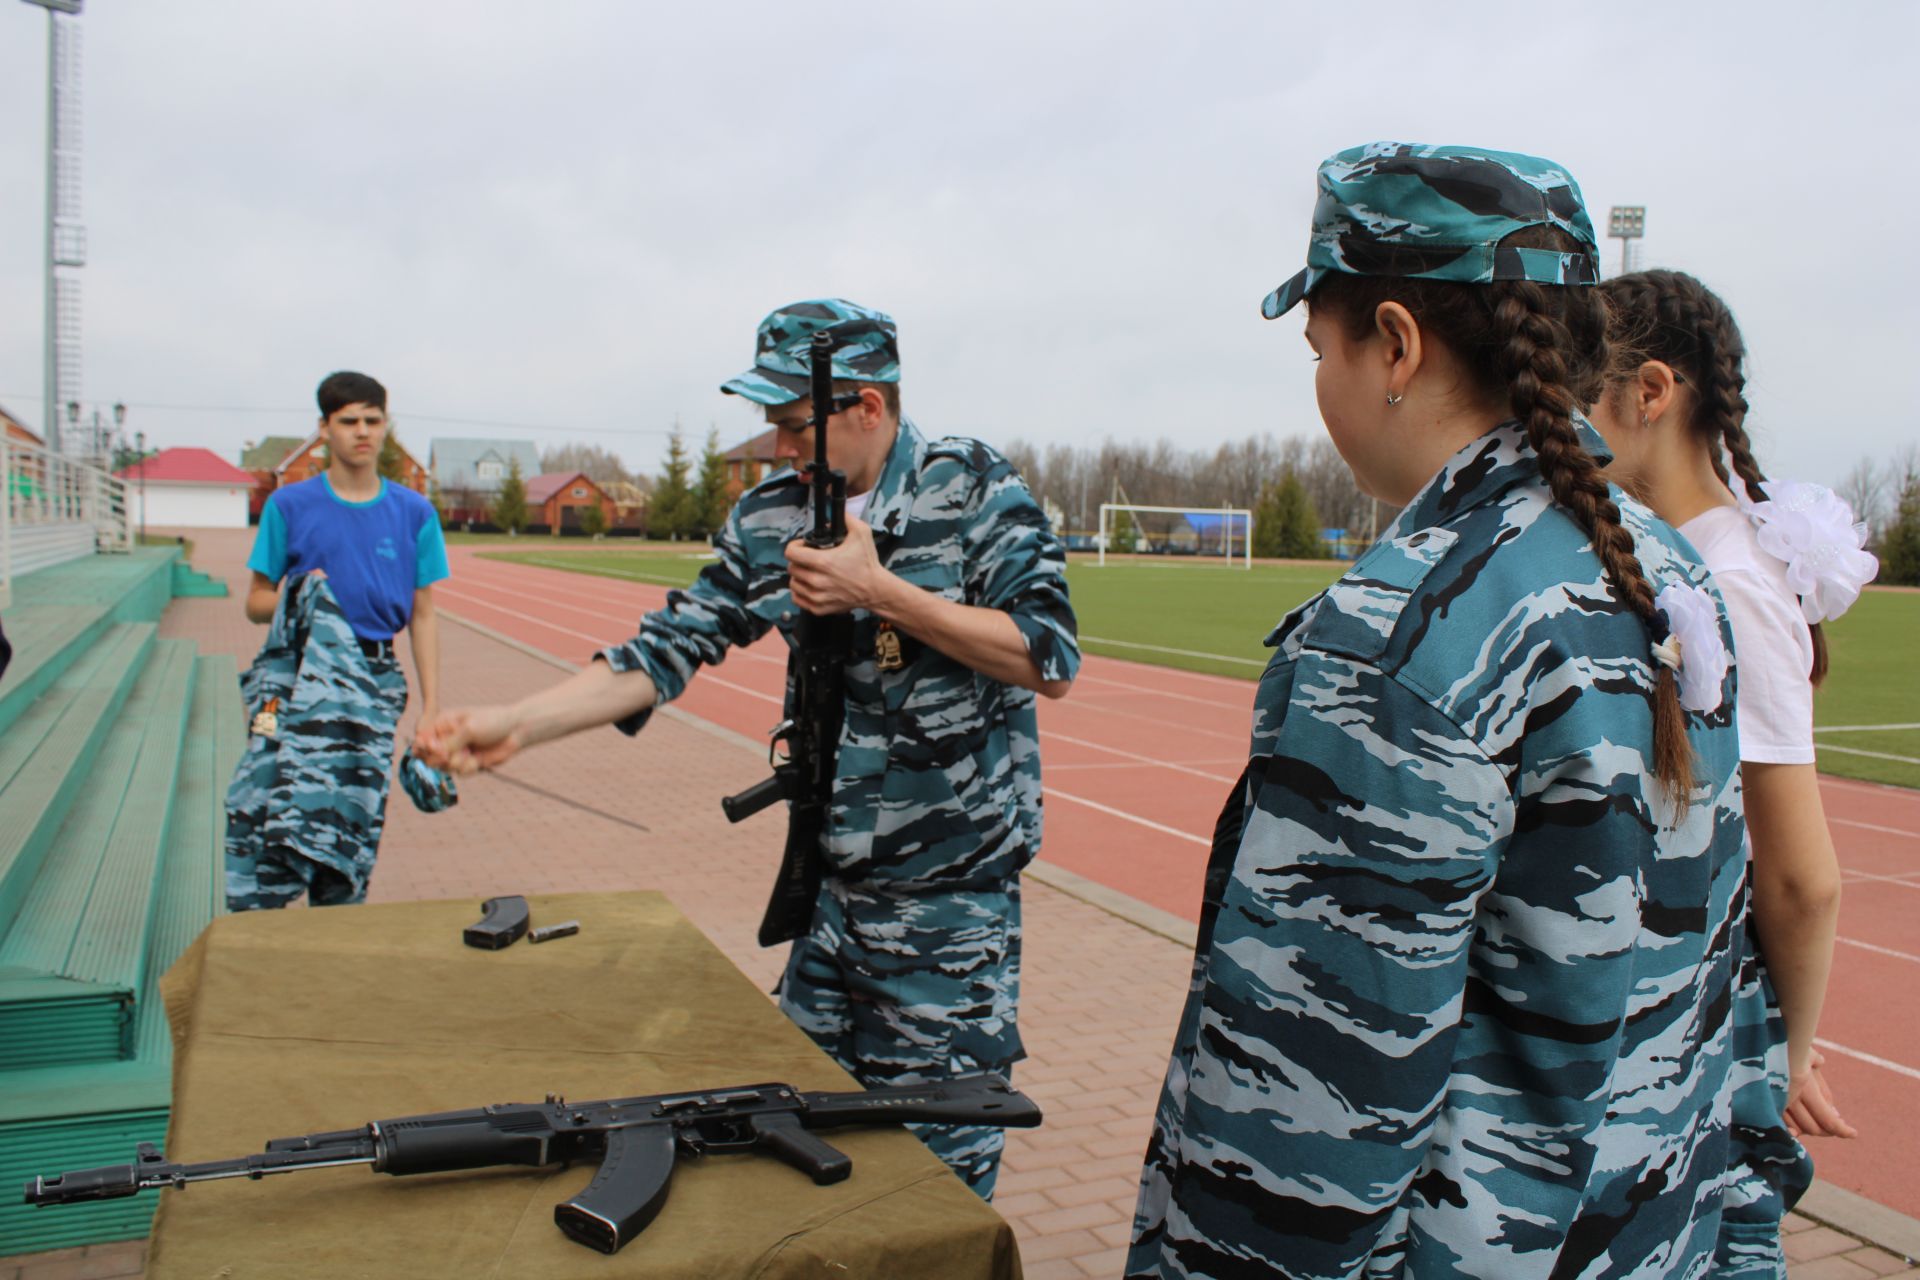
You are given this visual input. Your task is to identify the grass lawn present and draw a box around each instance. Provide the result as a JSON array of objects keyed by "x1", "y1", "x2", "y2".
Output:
[{"x1": 479, "y1": 546, "x2": 1918, "y2": 789}]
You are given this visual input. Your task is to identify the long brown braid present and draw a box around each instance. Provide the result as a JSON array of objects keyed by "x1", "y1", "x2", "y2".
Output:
[
  {"x1": 1312, "y1": 227, "x2": 1697, "y2": 810},
  {"x1": 1601, "y1": 270, "x2": 1829, "y2": 684}
]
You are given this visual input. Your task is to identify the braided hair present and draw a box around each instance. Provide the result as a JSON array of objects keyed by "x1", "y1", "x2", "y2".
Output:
[
  {"x1": 1600, "y1": 270, "x2": 1828, "y2": 684},
  {"x1": 1313, "y1": 227, "x2": 1696, "y2": 810}
]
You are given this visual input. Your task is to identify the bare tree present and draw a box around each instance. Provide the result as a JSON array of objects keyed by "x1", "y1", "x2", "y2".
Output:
[
  {"x1": 539, "y1": 443, "x2": 641, "y2": 489},
  {"x1": 1836, "y1": 457, "x2": 1887, "y2": 539},
  {"x1": 999, "y1": 429, "x2": 1387, "y2": 547}
]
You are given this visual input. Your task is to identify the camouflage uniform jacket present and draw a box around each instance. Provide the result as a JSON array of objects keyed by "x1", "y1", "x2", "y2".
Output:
[
  {"x1": 1129, "y1": 419, "x2": 1800, "y2": 1279},
  {"x1": 225, "y1": 575, "x2": 409, "y2": 899},
  {"x1": 599, "y1": 418, "x2": 1080, "y2": 891}
]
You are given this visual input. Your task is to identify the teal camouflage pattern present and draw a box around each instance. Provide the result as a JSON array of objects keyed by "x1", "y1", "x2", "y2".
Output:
[
  {"x1": 782, "y1": 879, "x2": 1024, "y2": 1192},
  {"x1": 598, "y1": 417, "x2": 1079, "y2": 1193},
  {"x1": 1128, "y1": 418, "x2": 1807, "y2": 1279},
  {"x1": 1262, "y1": 142, "x2": 1601, "y2": 319},
  {"x1": 225, "y1": 576, "x2": 409, "y2": 910},
  {"x1": 719, "y1": 298, "x2": 902, "y2": 406}
]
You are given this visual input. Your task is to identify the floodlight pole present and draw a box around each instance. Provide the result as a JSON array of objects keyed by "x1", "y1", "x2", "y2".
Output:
[
  {"x1": 23, "y1": 0, "x2": 84, "y2": 451},
  {"x1": 1607, "y1": 205, "x2": 1645, "y2": 278}
]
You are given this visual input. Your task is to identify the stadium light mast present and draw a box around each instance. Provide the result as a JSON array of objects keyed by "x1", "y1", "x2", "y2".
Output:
[
  {"x1": 22, "y1": 0, "x2": 86, "y2": 454},
  {"x1": 1607, "y1": 205, "x2": 1644, "y2": 278}
]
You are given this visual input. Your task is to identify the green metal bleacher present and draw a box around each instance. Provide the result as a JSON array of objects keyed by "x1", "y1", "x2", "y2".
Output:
[{"x1": 0, "y1": 548, "x2": 243, "y2": 1253}]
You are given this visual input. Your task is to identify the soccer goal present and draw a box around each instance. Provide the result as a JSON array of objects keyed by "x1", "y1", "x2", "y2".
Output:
[{"x1": 1096, "y1": 503, "x2": 1252, "y2": 568}]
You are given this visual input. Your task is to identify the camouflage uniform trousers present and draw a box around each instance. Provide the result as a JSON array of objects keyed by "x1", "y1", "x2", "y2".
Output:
[
  {"x1": 226, "y1": 648, "x2": 409, "y2": 911},
  {"x1": 778, "y1": 877, "x2": 1024, "y2": 1198}
]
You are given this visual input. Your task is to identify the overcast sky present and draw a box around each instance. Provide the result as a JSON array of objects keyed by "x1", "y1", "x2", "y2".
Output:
[{"x1": 2, "y1": 1, "x2": 1914, "y2": 494}]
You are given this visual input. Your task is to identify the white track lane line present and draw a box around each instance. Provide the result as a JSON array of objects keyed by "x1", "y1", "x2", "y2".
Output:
[
  {"x1": 471, "y1": 561, "x2": 1267, "y2": 708},
  {"x1": 1838, "y1": 871, "x2": 1920, "y2": 892},
  {"x1": 1048, "y1": 759, "x2": 1248, "y2": 772},
  {"x1": 1043, "y1": 787, "x2": 1211, "y2": 845},
  {"x1": 505, "y1": 557, "x2": 689, "y2": 587},
  {"x1": 1043, "y1": 730, "x2": 1240, "y2": 785},
  {"x1": 1817, "y1": 744, "x2": 1920, "y2": 766},
  {"x1": 1072, "y1": 672, "x2": 1252, "y2": 713},
  {"x1": 450, "y1": 569, "x2": 793, "y2": 670},
  {"x1": 436, "y1": 587, "x2": 782, "y2": 707},
  {"x1": 1833, "y1": 818, "x2": 1920, "y2": 840},
  {"x1": 1814, "y1": 1037, "x2": 1920, "y2": 1084},
  {"x1": 1078, "y1": 635, "x2": 1267, "y2": 668},
  {"x1": 460, "y1": 560, "x2": 669, "y2": 604},
  {"x1": 1836, "y1": 936, "x2": 1920, "y2": 966},
  {"x1": 1815, "y1": 722, "x2": 1920, "y2": 733},
  {"x1": 1049, "y1": 694, "x2": 1248, "y2": 745},
  {"x1": 1820, "y1": 775, "x2": 1920, "y2": 805}
]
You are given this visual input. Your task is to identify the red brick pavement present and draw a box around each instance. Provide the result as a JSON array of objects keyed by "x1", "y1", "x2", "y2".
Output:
[{"x1": 5, "y1": 529, "x2": 1913, "y2": 1279}]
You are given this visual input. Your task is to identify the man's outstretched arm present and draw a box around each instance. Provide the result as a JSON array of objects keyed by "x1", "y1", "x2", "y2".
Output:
[{"x1": 415, "y1": 661, "x2": 659, "y2": 773}]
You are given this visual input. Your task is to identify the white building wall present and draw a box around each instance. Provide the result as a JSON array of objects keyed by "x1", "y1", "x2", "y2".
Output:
[{"x1": 135, "y1": 483, "x2": 250, "y2": 530}]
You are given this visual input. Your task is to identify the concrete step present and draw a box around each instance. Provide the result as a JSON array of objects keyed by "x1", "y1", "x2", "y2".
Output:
[
  {"x1": 0, "y1": 641, "x2": 198, "y2": 1070},
  {"x1": 0, "y1": 654, "x2": 241, "y2": 1253},
  {"x1": 0, "y1": 624, "x2": 157, "y2": 940}
]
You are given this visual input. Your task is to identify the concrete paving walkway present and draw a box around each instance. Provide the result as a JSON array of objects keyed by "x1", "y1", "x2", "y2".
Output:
[{"x1": 5, "y1": 528, "x2": 1915, "y2": 1279}]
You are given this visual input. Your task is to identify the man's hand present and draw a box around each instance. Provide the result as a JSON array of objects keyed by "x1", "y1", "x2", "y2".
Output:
[
  {"x1": 786, "y1": 517, "x2": 894, "y2": 615},
  {"x1": 415, "y1": 705, "x2": 523, "y2": 775},
  {"x1": 1785, "y1": 1049, "x2": 1857, "y2": 1140}
]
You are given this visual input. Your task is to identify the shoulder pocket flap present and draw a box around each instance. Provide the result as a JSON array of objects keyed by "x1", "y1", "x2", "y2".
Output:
[{"x1": 1304, "y1": 527, "x2": 1459, "y2": 663}]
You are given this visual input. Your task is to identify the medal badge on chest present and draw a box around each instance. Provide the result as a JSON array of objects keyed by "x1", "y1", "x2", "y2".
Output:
[
  {"x1": 250, "y1": 697, "x2": 280, "y2": 739},
  {"x1": 874, "y1": 621, "x2": 905, "y2": 672}
]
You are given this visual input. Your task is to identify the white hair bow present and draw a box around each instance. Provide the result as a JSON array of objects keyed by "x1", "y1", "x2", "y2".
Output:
[
  {"x1": 1653, "y1": 583, "x2": 1727, "y2": 714},
  {"x1": 1737, "y1": 479, "x2": 1879, "y2": 624}
]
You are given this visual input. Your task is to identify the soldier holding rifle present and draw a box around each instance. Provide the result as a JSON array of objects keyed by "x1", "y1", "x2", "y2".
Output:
[{"x1": 416, "y1": 300, "x2": 1079, "y2": 1196}]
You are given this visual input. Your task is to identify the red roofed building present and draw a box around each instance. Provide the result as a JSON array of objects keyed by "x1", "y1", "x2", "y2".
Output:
[
  {"x1": 116, "y1": 448, "x2": 257, "y2": 529},
  {"x1": 525, "y1": 471, "x2": 615, "y2": 535},
  {"x1": 724, "y1": 428, "x2": 782, "y2": 501},
  {"x1": 3, "y1": 403, "x2": 45, "y2": 448}
]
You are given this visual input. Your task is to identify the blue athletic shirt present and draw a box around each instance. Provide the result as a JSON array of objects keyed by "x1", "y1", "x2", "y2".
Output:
[{"x1": 248, "y1": 475, "x2": 449, "y2": 641}]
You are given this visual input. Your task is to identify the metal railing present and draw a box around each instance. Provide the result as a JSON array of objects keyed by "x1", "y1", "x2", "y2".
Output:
[{"x1": 1, "y1": 434, "x2": 131, "y2": 609}]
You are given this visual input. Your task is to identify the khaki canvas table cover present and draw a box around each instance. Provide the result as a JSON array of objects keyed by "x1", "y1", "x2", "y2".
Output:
[{"x1": 143, "y1": 891, "x2": 1021, "y2": 1278}]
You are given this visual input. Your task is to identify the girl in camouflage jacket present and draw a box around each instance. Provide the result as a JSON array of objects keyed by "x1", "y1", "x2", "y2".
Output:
[{"x1": 1128, "y1": 144, "x2": 1797, "y2": 1279}]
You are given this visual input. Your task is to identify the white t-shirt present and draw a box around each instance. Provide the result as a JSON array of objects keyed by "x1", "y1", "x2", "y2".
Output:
[
  {"x1": 845, "y1": 489, "x2": 871, "y2": 523},
  {"x1": 1680, "y1": 505, "x2": 1816, "y2": 765}
]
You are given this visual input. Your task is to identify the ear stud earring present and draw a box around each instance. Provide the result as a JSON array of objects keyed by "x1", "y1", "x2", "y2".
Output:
[{"x1": 1386, "y1": 393, "x2": 1403, "y2": 406}]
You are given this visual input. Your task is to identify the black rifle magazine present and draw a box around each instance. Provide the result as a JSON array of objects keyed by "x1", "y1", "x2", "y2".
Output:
[{"x1": 462, "y1": 895, "x2": 530, "y2": 949}]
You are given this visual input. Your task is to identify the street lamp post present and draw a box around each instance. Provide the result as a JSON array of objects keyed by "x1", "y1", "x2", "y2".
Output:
[
  {"x1": 1607, "y1": 205, "x2": 1645, "y2": 278},
  {"x1": 135, "y1": 428, "x2": 146, "y2": 544}
]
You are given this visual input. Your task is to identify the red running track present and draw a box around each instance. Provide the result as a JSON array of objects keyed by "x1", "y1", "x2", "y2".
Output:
[{"x1": 435, "y1": 545, "x2": 1920, "y2": 1218}]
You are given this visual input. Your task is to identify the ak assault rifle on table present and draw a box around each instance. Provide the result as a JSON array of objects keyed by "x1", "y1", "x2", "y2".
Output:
[
  {"x1": 24, "y1": 1074, "x2": 1041, "y2": 1256},
  {"x1": 721, "y1": 329, "x2": 861, "y2": 946}
]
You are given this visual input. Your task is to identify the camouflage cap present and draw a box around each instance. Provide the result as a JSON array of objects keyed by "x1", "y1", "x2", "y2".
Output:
[
  {"x1": 1261, "y1": 141, "x2": 1600, "y2": 319},
  {"x1": 719, "y1": 298, "x2": 901, "y2": 406}
]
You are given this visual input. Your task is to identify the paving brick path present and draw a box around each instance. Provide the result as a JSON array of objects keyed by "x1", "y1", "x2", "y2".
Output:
[{"x1": 4, "y1": 529, "x2": 1914, "y2": 1279}]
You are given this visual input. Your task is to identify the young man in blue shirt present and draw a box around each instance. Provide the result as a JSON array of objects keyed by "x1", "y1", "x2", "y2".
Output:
[{"x1": 229, "y1": 370, "x2": 448, "y2": 909}]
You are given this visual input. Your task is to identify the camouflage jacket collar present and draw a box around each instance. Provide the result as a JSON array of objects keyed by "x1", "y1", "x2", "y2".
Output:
[
  {"x1": 1385, "y1": 414, "x2": 1615, "y2": 537},
  {"x1": 854, "y1": 416, "x2": 929, "y2": 549}
]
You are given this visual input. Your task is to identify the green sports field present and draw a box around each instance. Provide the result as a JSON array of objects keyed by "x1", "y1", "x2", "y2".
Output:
[{"x1": 478, "y1": 545, "x2": 1919, "y2": 789}]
